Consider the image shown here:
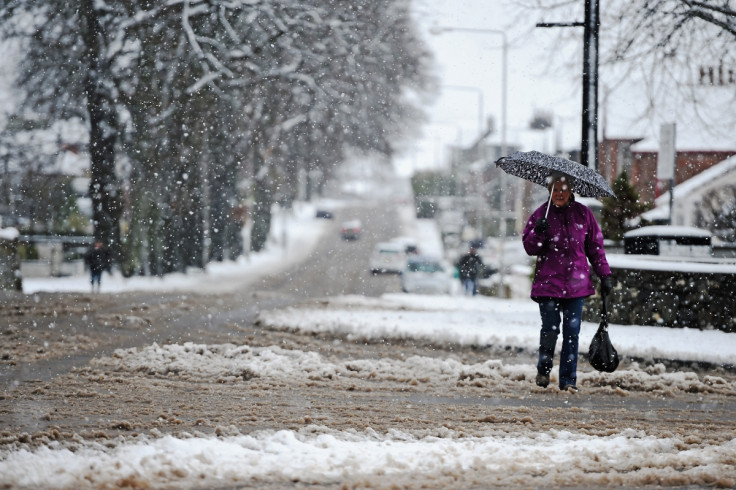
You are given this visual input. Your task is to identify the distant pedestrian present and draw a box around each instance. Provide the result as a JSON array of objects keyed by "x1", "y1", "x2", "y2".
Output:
[
  {"x1": 84, "y1": 241, "x2": 111, "y2": 293},
  {"x1": 522, "y1": 175, "x2": 613, "y2": 393},
  {"x1": 456, "y1": 246, "x2": 484, "y2": 296}
]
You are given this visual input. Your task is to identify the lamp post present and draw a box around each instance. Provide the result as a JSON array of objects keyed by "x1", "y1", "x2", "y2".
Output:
[
  {"x1": 431, "y1": 25, "x2": 511, "y2": 297},
  {"x1": 441, "y1": 85, "x2": 487, "y2": 237},
  {"x1": 430, "y1": 24, "x2": 510, "y2": 220},
  {"x1": 430, "y1": 26, "x2": 507, "y2": 159}
]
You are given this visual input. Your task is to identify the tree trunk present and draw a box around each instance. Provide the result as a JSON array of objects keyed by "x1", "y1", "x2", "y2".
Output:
[
  {"x1": 249, "y1": 128, "x2": 274, "y2": 253},
  {"x1": 250, "y1": 177, "x2": 273, "y2": 253},
  {"x1": 80, "y1": 0, "x2": 121, "y2": 259},
  {"x1": 0, "y1": 236, "x2": 22, "y2": 291}
]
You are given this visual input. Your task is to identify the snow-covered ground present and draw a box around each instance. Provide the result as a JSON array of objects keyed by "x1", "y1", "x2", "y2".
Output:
[
  {"x1": 3, "y1": 198, "x2": 736, "y2": 489},
  {"x1": 5, "y1": 418, "x2": 734, "y2": 488}
]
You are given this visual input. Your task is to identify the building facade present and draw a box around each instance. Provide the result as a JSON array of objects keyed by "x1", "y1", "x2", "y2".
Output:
[{"x1": 598, "y1": 138, "x2": 736, "y2": 205}]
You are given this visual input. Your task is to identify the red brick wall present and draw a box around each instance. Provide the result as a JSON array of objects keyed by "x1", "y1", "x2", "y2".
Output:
[
  {"x1": 631, "y1": 152, "x2": 658, "y2": 203},
  {"x1": 674, "y1": 151, "x2": 736, "y2": 182},
  {"x1": 599, "y1": 139, "x2": 735, "y2": 205},
  {"x1": 640, "y1": 151, "x2": 736, "y2": 202}
]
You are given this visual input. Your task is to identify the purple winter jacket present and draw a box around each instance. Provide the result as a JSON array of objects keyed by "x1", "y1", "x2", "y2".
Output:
[{"x1": 522, "y1": 198, "x2": 611, "y2": 300}]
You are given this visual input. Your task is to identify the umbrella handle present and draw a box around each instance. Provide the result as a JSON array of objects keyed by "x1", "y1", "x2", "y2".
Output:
[{"x1": 545, "y1": 191, "x2": 553, "y2": 218}]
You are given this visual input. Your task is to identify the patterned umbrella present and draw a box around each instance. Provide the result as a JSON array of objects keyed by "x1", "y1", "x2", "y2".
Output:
[{"x1": 496, "y1": 150, "x2": 616, "y2": 199}]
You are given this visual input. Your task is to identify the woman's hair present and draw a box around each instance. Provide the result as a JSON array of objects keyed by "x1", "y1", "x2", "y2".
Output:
[{"x1": 546, "y1": 173, "x2": 571, "y2": 192}]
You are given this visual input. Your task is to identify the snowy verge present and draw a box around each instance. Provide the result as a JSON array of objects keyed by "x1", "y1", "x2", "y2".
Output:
[
  {"x1": 21, "y1": 201, "x2": 334, "y2": 294},
  {"x1": 255, "y1": 293, "x2": 736, "y2": 367}
]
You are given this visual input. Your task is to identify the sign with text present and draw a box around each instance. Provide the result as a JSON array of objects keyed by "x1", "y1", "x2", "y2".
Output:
[{"x1": 658, "y1": 123, "x2": 676, "y2": 181}]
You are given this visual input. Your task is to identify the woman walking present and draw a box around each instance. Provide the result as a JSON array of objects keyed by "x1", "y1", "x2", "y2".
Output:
[{"x1": 522, "y1": 175, "x2": 613, "y2": 393}]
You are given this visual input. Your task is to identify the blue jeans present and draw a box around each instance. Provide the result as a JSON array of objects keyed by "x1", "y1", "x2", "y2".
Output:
[
  {"x1": 90, "y1": 270, "x2": 102, "y2": 286},
  {"x1": 537, "y1": 297, "x2": 585, "y2": 388},
  {"x1": 462, "y1": 278, "x2": 477, "y2": 296}
]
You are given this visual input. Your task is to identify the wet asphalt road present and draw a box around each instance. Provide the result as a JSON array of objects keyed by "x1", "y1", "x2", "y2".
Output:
[{"x1": 1, "y1": 199, "x2": 407, "y2": 388}]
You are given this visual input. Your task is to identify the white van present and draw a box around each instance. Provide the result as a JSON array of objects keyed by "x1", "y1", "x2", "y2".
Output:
[{"x1": 369, "y1": 242, "x2": 407, "y2": 274}]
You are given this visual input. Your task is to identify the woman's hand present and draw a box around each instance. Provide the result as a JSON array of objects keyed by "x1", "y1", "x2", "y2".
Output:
[
  {"x1": 601, "y1": 276, "x2": 613, "y2": 295},
  {"x1": 534, "y1": 218, "x2": 550, "y2": 234}
]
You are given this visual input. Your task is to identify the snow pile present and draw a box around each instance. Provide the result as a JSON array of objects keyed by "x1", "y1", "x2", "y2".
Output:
[
  {"x1": 2, "y1": 427, "x2": 734, "y2": 489},
  {"x1": 257, "y1": 294, "x2": 736, "y2": 367},
  {"x1": 92, "y1": 340, "x2": 733, "y2": 396}
]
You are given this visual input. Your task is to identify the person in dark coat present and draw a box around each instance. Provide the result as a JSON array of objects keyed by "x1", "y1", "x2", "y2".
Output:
[
  {"x1": 522, "y1": 175, "x2": 613, "y2": 393},
  {"x1": 84, "y1": 241, "x2": 112, "y2": 293},
  {"x1": 456, "y1": 246, "x2": 484, "y2": 296}
]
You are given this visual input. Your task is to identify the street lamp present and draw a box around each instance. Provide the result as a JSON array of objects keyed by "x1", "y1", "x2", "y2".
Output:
[
  {"x1": 431, "y1": 25, "x2": 511, "y2": 222},
  {"x1": 431, "y1": 25, "x2": 511, "y2": 297},
  {"x1": 430, "y1": 26, "x2": 507, "y2": 159}
]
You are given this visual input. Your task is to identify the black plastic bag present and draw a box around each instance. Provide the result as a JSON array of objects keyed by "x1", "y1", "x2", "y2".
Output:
[{"x1": 588, "y1": 293, "x2": 619, "y2": 373}]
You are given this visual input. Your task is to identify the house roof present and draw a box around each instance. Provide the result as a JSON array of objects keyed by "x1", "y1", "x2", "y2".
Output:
[
  {"x1": 630, "y1": 132, "x2": 736, "y2": 153},
  {"x1": 641, "y1": 154, "x2": 736, "y2": 221},
  {"x1": 654, "y1": 154, "x2": 736, "y2": 205}
]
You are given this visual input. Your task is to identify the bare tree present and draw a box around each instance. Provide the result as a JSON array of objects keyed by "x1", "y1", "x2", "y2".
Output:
[
  {"x1": 1, "y1": 0, "x2": 123, "y2": 256},
  {"x1": 1, "y1": 0, "x2": 434, "y2": 269},
  {"x1": 513, "y1": 0, "x2": 736, "y2": 132},
  {"x1": 697, "y1": 185, "x2": 736, "y2": 242}
]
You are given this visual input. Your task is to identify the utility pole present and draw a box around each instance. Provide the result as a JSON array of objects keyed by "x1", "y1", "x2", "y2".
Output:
[
  {"x1": 537, "y1": 0, "x2": 599, "y2": 171},
  {"x1": 582, "y1": 0, "x2": 600, "y2": 171}
]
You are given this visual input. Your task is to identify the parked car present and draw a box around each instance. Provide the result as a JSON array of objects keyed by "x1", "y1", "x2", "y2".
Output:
[
  {"x1": 340, "y1": 220, "x2": 362, "y2": 240},
  {"x1": 369, "y1": 241, "x2": 407, "y2": 274},
  {"x1": 315, "y1": 209, "x2": 334, "y2": 219},
  {"x1": 400, "y1": 255, "x2": 454, "y2": 294}
]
